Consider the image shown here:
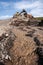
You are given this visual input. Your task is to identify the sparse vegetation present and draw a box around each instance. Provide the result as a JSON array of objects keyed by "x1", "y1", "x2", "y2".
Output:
[{"x1": 36, "y1": 17, "x2": 43, "y2": 20}]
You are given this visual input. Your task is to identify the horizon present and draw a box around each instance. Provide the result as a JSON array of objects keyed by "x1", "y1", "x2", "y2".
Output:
[{"x1": 0, "y1": 0, "x2": 43, "y2": 20}]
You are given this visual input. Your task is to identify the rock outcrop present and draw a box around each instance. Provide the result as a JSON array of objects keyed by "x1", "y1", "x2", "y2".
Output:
[
  {"x1": 0, "y1": 10, "x2": 43, "y2": 65},
  {"x1": 0, "y1": 26, "x2": 16, "y2": 65},
  {"x1": 10, "y1": 9, "x2": 41, "y2": 26}
]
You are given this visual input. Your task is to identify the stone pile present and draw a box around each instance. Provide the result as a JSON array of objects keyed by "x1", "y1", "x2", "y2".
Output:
[
  {"x1": 10, "y1": 9, "x2": 41, "y2": 26},
  {"x1": 0, "y1": 30, "x2": 16, "y2": 63}
]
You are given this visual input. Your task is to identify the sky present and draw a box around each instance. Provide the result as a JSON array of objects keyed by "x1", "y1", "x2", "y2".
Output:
[{"x1": 0, "y1": 0, "x2": 43, "y2": 19}]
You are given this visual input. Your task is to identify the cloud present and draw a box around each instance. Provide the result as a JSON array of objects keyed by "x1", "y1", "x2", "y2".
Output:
[
  {"x1": 0, "y1": 0, "x2": 43, "y2": 18},
  {"x1": 1, "y1": 2, "x2": 9, "y2": 6},
  {"x1": 14, "y1": 0, "x2": 43, "y2": 17},
  {"x1": 30, "y1": 8, "x2": 43, "y2": 17},
  {"x1": 0, "y1": 2, "x2": 14, "y2": 10},
  {"x1": 14, "y1": 1, "x2": 41, "y2": 9},
  {"x1": 0, "y1": 15, "x2": 12, "y2": 20},
  {"x1": 0, "y1": 2, "x2": 9, "y2": 8}
]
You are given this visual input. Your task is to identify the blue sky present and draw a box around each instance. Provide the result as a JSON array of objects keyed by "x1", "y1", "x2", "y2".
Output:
[{"x1": 0, "y1": 0, "x2": 43, "y2": 19}]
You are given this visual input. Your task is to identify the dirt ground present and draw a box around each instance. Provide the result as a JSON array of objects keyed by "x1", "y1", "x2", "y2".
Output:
[{"x1": 0, "y1": 20, "x2": 43, "y2": 65}]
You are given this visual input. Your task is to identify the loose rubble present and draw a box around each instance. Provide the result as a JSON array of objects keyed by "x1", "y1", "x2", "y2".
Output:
[
  {"x1": 10, "y1": 9, "x2": 42, "y2": 26},
  {"x1": 0, "y1": 29, "x2": 16, "y2": 63}
]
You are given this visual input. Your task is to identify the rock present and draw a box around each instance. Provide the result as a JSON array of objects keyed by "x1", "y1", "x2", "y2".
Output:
[
  {"x1": 13, "y1": 12, "x2": 20, "y2": 18},
  {"x1": 38, "y1": 20, "x2": 43, "y2": 26},
  {"x1": 0, "y1": 62, "x2": 5, "y2": 65},
  {"x1": 5, "y1": 55, "x2": 11, "y2": 60},
  {"x1": 36, "y1": 47, "x2": 43, "y2": 64},
  {"x1": 11, "y1": 10, "x2": 42, "y2": 26},
  {"x1": 5, "y1": 34, "x2": 8, "y2": 37},
  {"x1": 0, "y1": 36, "x2": 3, "y2": 41},
  {"x1": 25, "y1": 33, "x2": 33, "y2": 37},
  {"x1": 34, "y1": 37, "x2": 40, "y2": 46},
  {"x1": 0, "y1": 30, "x2": 16, "y2": 63},
  {"x1": 20, "y1": 9, "x2": 27, "y2": 17}
]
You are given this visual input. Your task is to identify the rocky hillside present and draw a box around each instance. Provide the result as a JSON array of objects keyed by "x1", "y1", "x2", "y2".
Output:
[
  {"x1": 10, "y1": 9, "x2": 43, "y2": 26},
  {"x1": 0, "y1": 10, "x2": 43, "y2": 65}
]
